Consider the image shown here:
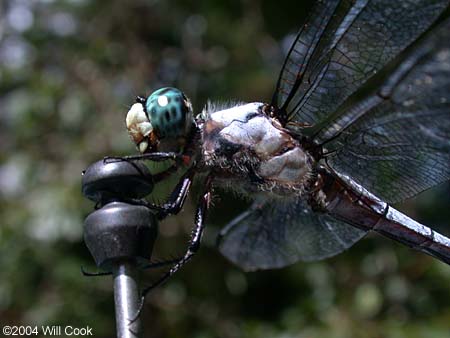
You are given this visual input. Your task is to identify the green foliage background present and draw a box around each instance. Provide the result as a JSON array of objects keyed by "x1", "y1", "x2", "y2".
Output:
[{"x1": 0, "y1": 1, "x2": 449, "y2": 337}]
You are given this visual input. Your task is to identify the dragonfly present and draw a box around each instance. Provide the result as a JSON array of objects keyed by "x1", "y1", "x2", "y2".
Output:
[{"x1": 119, "y1": 0, "x2": 450, "y2": 293}]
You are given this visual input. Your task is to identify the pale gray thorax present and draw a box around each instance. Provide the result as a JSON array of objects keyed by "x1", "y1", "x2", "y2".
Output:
[{"x1": 200, "y1": 102, "x2": 313, "y2": 196}]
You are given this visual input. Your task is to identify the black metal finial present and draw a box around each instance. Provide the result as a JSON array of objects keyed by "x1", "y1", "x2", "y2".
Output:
[{"x1": 82, "y1": 159, "x2": 157, "y2": 338}]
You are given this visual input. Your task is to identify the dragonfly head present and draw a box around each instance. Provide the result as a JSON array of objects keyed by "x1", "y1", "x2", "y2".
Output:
[{"x1": 126, "y1": 87, "x2": 193, "y2": 153}]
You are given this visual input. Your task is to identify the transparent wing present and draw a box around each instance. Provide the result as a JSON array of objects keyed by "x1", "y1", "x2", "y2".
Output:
[
  {"x1": 217, "y1": 197, "x2": 366, "y2": 271},
  {"x1": 317, "y1": 17, "x2": 450, "y2": 204},
  {"x1": 271, "y1": 0, "x2": 448, "y2": 129}
]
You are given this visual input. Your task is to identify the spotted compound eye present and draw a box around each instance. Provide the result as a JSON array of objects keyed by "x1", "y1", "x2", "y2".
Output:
[{"x1": 145, "y1": 87, "x2": 193, "y2": 139}]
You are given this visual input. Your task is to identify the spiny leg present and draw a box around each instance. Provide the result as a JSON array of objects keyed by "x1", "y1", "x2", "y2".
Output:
[
  {"x1": 81, "y1": 266, "x2": 112, "y2": 277},
  {"x1": 123, "y1": 166, "x2": 196, "y2": 218},
  {"x1": 139, "y1": 174, "x2": 213, "y2": 303},
  {"x1": 155, "y1": 167, "x2": 196, "y2": 218},
  {"x1": 81, "y1": 257, "x2": 183, "y2": 278},
  {"x1": 104, "y1": 151, "x2": 195, "y2": 186},
  {"x1": 128, "y1": 176, "x2": 212, "y2": 322},
  {"x1": 104, "y1": 152, "x2": 182, "y2": 164}
]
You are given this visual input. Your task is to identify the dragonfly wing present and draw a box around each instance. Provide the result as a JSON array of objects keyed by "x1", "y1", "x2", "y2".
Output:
[
  {"x1": 272, "y1": 0, "x2": 448, "y2": 130},
  {"x1": 318, "y1": 18, "x2": 450, "y2": 204},
  {"x1": 217, "y1": 197, "x2": 366, "y2": 271}
]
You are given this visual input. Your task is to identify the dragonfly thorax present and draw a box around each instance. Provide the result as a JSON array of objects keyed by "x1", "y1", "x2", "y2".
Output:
[{"x1": 200, "y1": 102, "x2": 313, "y2": 196}]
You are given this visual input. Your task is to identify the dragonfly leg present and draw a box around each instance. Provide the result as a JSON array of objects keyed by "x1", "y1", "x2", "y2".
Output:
[
  {"x1": 155, "y1": 167, "x2": 196, "y2": 218},
  {"x1": 80, "y1": 266, "x2": 112, "y2": 277},
  {"x1": 104, "y1": 152, "x2": 182, "y2": 163},
  {"x1": 141, "y1": 174, "x2": 213, "y2": 297},
  {"x1": 128, "y1": 166, "x2": 196, "y2": 218},
  {"x1": 81, "y1": 257, "x2": 183, "y2": 279}
]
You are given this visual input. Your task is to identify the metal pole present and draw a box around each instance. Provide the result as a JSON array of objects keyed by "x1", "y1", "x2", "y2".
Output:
[{"x1": 113, "y1": 261, "x2": 142, "y2": 338}]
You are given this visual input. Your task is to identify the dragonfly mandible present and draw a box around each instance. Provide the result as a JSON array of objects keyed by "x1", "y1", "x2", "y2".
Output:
[{"x1": 117, "y1": 0, "x2": 450, "y2": 294}]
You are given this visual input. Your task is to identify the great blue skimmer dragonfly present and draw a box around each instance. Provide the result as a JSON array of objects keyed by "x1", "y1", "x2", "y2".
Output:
[{"x1": 118, "y1": 0, "x2": 450, "y2": 291}]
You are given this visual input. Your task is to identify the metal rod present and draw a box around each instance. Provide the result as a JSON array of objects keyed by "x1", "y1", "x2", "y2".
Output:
[{"x1": 112, "y1": 260, "x2": 142, "y2": 338}]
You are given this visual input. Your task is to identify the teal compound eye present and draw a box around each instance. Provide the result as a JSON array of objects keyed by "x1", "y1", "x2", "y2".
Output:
[{"x1": 145, "y1": 87, "x2": 193, "y2": 139}]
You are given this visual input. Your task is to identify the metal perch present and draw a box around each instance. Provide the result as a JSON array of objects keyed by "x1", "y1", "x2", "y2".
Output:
[{"x1": 82, "y1": 159, "x2": 157, "y2": 338}]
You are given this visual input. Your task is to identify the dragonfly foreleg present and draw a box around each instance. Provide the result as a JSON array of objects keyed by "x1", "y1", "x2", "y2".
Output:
[
  {"x1": 104, "y1": 152, "x2": 182, "y2": 164},
  {"x1": 127, "y1": 167, "x2": 195, "y2": 217},
  {"x1": 80, "y1": 257, "x2": 183, "y2": 280},
  {"x1": 155, "y1": 167, "x2": 196, "y2": 218},
  {"x1": 80, "y1": 266, "x2": 112, "y2": 277},
  {"x1": 140, "y1": 174, "x2": 213, "y2": 298}
]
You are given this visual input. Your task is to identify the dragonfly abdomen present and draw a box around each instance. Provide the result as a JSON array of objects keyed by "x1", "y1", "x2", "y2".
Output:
[{"x1": 316, "y1": 168, "x2": 450, "y2": 265}]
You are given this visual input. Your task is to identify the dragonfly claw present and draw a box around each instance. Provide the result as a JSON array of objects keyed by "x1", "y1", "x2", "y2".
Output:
[{"x1": 80, "y1": 266, "x2": 111, "y2": 277}]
